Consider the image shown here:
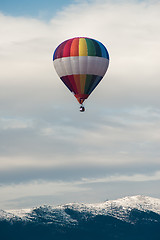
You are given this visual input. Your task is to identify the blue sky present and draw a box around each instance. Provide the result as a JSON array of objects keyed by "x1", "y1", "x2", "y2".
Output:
[
  {"x1": 0, "y1": 0, "x2": 75, "y2": 19},
  {"x1": 0, "y1": 0, "x2": 160, "y2": 209}
]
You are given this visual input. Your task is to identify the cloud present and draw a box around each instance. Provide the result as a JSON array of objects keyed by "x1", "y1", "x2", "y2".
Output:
[
  {"x1": 0, "y1": 0, "x2": 160, "y2": 112},
  {"x1": 0, "y1": 117, "x2": 33, "y2": 130},
  {"x1": 0, "y1": 107, "x2": 160, "y2": 176},
  {"x1": 80, "y1": 171, "x2": 160, "y2": 184},
  {"x1": 0, "y1": 179, "x2": 90, "y2": 209},
  {"x1": 1, "y1": 169, "x2": 160, "y2": 209},
  {"x1": 0, "y1": 0, "x2": 160, "y2": 208}
]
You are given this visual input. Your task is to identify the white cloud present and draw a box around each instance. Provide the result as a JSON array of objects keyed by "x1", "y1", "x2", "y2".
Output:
[
  {"x1": 0, "y1": 180, "x2": 90, "y2": 209},
  {"x1": 0, "y1": 0, "x2": 160, "y2": 208},
  {"x1": 80, "y1": 171, "x2": 160, "y2": 184},
  {"x1": 0, "y1": 117, "x2": 33, "y2": 130},
  {"x1": 0, "y1": 107, "x2": 160, "y2": 172},
  {"x1": 0, "y1": 0, "x2": 160, "y2": 110},
  {"x1": 1, "y1": 169, "x2": 160, "y2": 209}
]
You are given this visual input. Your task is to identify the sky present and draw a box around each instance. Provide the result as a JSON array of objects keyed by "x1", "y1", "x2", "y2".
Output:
[{"x1": 0, "y1": 0, "x2": 160, "y2": 210}]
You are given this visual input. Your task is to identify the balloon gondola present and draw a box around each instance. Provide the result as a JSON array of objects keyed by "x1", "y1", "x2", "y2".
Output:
[
  {"x1": 80, "y1": 105, "x2": 85, "y2": 112},
  {"x1": 53, "y1": 37, "x2": 109, "y2": 111}
]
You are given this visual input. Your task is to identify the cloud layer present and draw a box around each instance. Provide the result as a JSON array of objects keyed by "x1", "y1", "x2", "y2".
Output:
[{"x1": 0, "y1": 0, "x2": 160, "y2": 209}]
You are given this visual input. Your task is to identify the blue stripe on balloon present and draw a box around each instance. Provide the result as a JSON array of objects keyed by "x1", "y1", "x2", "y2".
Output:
[{"x1": 97, "y1": 41, "x2": 109, "y2": 60}]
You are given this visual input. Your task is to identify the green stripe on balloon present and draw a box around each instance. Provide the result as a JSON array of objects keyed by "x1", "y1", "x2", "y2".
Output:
[
  {"x1": 92, "y1": 40, "x2": 102, "y2": 57},
  {"x1": 84, "y1": 75, "x2": 93, "y2": 94},
  {"x1": 85, "y1": 38, "x2": 96, "y2": 56}
]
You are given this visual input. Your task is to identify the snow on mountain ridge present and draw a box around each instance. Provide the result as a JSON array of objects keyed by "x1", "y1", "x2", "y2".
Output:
[
  {"x1": 0, "y1": 209, "x2": 22, "y2": 222},
  {"x1": 108, "y1": 195, "x2": 160, "y2": 214},
  {"x1": 60, "y1": 195, "x2": 160, "y2": 222},
  {"x1": 87, "y1": 195, "x2": 160, "y2": 221},
  {"x1": 1, "y1": 195, "x2": 160, "y2": 223}
]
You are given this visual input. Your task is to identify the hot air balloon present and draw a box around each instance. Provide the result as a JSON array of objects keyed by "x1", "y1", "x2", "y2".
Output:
[{"x1": 53, "y1": 37, "x2": 109, "y2": 112}]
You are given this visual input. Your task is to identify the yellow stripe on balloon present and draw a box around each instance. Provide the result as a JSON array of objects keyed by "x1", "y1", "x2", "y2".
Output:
[
  {"x1": 80, "y1": 74, "x2": 86, "y2": 93},
  {"x1": 79, "y1": 38, "x2": 88, "y2": 56}
]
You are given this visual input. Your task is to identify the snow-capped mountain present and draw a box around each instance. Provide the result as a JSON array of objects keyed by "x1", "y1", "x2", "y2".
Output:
[
  {"x1": 1, "y1": 195, "x2": 160, "y2": 223},
  {"x1": 0, "y1": 195, "x2": 160, "y2": 240}
]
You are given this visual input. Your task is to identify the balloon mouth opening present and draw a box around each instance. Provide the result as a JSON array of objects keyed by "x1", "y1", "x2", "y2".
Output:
[{"x1": 75, "y1": 94, "x2": 89, "y2": 104}]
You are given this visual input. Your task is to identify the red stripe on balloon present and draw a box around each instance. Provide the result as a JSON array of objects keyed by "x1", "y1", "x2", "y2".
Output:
[
  {"x1": 62, "y1": 39, "x2": 74, "y2": 58},
  {"x1": 54, "y1": 40, "x2": 67, "y2": 59},
  {"x1": 67, "y1": 75, "x2": 78, "y2": 94}
]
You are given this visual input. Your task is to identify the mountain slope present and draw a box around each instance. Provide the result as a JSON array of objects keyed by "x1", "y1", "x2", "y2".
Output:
[{"x1": 1, "y1": 195, "x2": 160, "y2": 240}]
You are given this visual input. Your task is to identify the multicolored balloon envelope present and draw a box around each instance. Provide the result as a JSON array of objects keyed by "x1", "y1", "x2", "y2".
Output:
[{"x1": 53, "y1": 37, "x2": 109, "y2": 110}]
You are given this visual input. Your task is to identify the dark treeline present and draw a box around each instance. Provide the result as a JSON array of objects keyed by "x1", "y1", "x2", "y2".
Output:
[{"x1": 1, "y1": 209, "x2": 160, "y2": 240}]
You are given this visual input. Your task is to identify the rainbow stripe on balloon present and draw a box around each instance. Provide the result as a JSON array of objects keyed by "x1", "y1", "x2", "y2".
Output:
[{"x1": 53, "y1": 37, "x2": 109, "y2": 104}]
